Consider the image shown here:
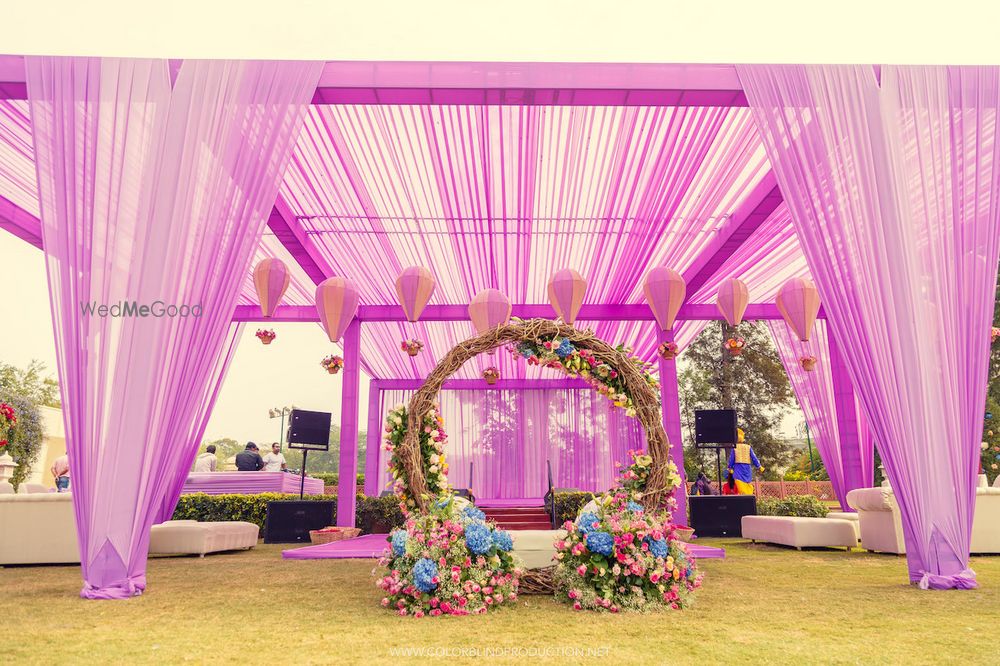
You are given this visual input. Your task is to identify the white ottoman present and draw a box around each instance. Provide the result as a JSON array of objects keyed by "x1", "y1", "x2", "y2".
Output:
[
  {"x1": 149, "y1": 520, "x2": 259, "y2": 557},
  {"x1": 741, "y1": 515, "x2": 857, "y2": 550},
  {"x1": 826, "y1": 511, "x2": 860, "y2": 540},
  {"x1": 510, "y1": 529, "x2": 566, "y2": 569}
]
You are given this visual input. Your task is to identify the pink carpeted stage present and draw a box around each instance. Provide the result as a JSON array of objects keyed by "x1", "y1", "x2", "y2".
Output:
[
  {"x1": 181, "y1": 471, "x2": 325, "y2": 496},
  {"x1": 281, "y1": 534, "x2": 726, "y2": 560}
]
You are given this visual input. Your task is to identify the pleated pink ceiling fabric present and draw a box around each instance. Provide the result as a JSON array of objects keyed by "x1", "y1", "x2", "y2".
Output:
[
  {"x1": 547, "y1": 269, "x2": 587, "y2": 324},
  {"x1": 26, "y1": 57, "x2": 322, "y2": 599},
  {"x1": 740, "y1": 64, "x2": 1000, "y2": 589},
  {"x1": 253, "y1": 258, "x2": 291, "y2": 317},
  {"x1": 394, "y1": 266, "x2": 436, "y2": 322},
  {"x1": 316, "y1": 276, "x2": 360, "y2": 342}
]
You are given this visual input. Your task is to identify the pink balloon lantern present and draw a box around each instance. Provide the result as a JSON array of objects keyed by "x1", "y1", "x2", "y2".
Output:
[
  {"x1": 315, "y1": 277, "x2": 360, "y2": 343},
  {"x1": 395, "y1": 266, "x2": 436, "y2": 322},
  {"x1": 253, "y1": 258, "x2": 290, "y2": 318},
  {"x1": 468, "y1": 289, "x2": 511, "y2": 335},
  {"x1": 776, "y1": 277, "x2": 821, "y2": 342},
  {"x1": 643, "y1": 267, "x2": 686, "y2": 331},
  {"x1": 716, "y1": 278, "x2": 749, "y2": 327},
  {"x1": 547, "y1": 269, "x2": 587, "y2": 325}
]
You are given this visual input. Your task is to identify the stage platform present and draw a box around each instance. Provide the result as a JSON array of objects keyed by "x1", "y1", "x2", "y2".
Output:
[
  {"x1": 181, "y1": 471, "x2": 325, "y2": 496},
  {"x1": 281, "y1": 533, "x2": 726, "y2": 560}
]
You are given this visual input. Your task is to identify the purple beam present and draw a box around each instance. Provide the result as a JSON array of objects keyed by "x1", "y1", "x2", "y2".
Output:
[
  {"x1": 656, "y1": 329, "x2": 687, "y2": 525},
  {"x1": 0, "y1": 57, "x2": 747, "y2": 106},
  {"x1": 0, "y1": 194, "x2": 42, "y2": 248},
  {"x1": 682, "y1": 172, "x2": 785, "y2": 295},
  {"x1": 363, "y1": 383, "x2": 382, "y2": 496},
  {"x1": 233, "y1": 302, "x2": 822, "y2": 323},
  {"x1": 371, "y1": 378, "x2": 593, "y2": 391},
  {"x1": 336, "y1": 319, "x2": 362, "y2": 527},
  {"x1": 829, "y1": 332, "x2": 869, "y2": 510},
  {"x1": 266, "y1": 197, "x2": 331, "y2": 285}
]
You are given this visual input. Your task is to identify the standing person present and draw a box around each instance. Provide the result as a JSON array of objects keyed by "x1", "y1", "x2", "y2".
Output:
[
  {"x1": 193, "y1": 444, "x2": 218, "y2": 472},
  {"x1": 262, "y1": 442, "x2": 287, "y2": 472},
  {"x1": 51, "y1": 453, "x2": 70, "y2": 492},
  {"x1": 726, "y1": 428, "x2": 764, "y2": 495},
  {"x1": 235, "y1": 442, "x2": 265, "y2": 471}
]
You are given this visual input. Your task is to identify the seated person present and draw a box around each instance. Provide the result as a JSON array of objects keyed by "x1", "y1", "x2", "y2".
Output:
[
  {"x1": 234, "y1": 442, "x2": 265, "y2": 471},
  {"x1": 721, "y1": 471, "x2": 738, "y2": 495},
  {"x1": 193, "y1": 444, "x2": 218, "y2": 472},
  {"x1": 691, "y1": 472, "x2": 716, "y2": 496}
]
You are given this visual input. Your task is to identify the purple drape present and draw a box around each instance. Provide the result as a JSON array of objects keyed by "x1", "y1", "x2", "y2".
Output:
[
  {"x1": 767, "y1": 320, "x2": 873, "y2": 509},
  {"x1": 27, "y1": 58, "x2": 321, "y2": 598},
  {"x1": 740, "y1": 65, "x2": 1000, "y2": 589},
  {"x1": 373, "y1": 389, "x2": 645, "y2": 499}
]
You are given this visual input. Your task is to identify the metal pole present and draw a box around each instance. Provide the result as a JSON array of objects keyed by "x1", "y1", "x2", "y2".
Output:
[
  {"x1": 299, "y1": 449, "x2": 308, "y2": 500},
  {"x1": 279, "y1": 410, "x2": 286, "y2": 450},
  {"x1": 805, "y1": 421, "x2": 815, "y2": 474}
]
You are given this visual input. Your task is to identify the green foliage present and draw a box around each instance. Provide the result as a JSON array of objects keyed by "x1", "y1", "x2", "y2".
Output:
[
  {"x1": 783, "y1": 449, "x2": 829, "y2": 481},
  {"x1": 757, "y1": 494, "x2": 829, "y2": 518},
  {"x1": 0, "y1": 389, "x2": 45, "y2": 489},
  {"x1": 552, "y1": 491, "x2": 595, "y2": 525},
  {"x1": 680, "y1": 321, "x2": 795, "y2": 479},
  {"x1": 171, "y1": 492, "x2": 404, "y2": 533},
  {"x1": 0, "y1": 360, "x2": 60, "y2": 408},
  {"x1": 308, "y1": 472, "x2": 365, "y2": 488},
  {"x1": 981, "y1": 271, "x2": 999, "y2": 484}
]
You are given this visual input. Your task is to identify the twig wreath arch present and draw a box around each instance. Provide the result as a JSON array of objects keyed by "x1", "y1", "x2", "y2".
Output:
[{"x1": 397, "y1": 318, "x2": 673, "y2": 512}]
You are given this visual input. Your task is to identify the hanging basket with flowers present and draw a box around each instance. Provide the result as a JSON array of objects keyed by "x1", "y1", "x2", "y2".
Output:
[
  {"x1": 723, "y1": 337, "x2": 745, "y2": 357},
  {"x1": 401, "y1": 339, "x2": 425, "y2": 357},
  {"x1": 657, "y1": 341, "x2": 679, "y2": 360},
  {"x1": 255, "y1": 329, "x2": 276, "y2": 345},
  {"x1": 321, "y1": 355, "x2": 345, "y2": 375},
  {"x1": 482, "y1": 367, "x2": 500, "y2": 385},
  {"x1": 799, "y1": 355, "x2": 818, "y2": 372}
]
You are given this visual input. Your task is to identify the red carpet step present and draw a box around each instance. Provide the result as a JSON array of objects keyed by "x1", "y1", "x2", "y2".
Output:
[{"x1": 481, "y1": 506, "x2": 553, "y2": 530}]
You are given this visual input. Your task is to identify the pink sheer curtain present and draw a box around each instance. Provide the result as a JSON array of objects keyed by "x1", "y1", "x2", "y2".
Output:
[
  {"x1": 767, "y1": 320, "x2": 873, "y2": 509},
  {"x1": 373, "y1": 389, "x2": 644, "y2": 499},
  {"x1": 740, "y1": 65, "x2": 1000, "y2": 589},
  {"x1": 27, "y1": 58, "x2": 321, "y2": 598}
]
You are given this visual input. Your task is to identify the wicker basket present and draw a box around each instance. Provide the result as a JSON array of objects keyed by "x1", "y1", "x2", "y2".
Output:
[{"x1": 309, "y1": 526, "x2": 361, "y2": 544}]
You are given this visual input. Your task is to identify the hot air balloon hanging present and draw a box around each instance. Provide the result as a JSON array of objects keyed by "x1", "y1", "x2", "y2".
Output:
[
  {"x1": 643, "y1": 267, "x2": 686, "y2": 332},
  {"x1": 469, "y1": 289, "x2": 511, "y2": 356},
  {"x1": 776, "y1": 277, "x2": 821, "y2": 342},
  {"x1": 316, "y1": 276, "x2": 360, "y2": 342},
  {"x1": 716, "y1": 278, "x2": 749, "y2": 327},
  {"x1": 395, "y1": 267, "x2": 435, "y2": 357},
  {"x1": 252, "y1": 258, "x2": 290, "y2": 344},
  {"x1": 547, "y1": 269, "x2": 586, "y2": 325}
]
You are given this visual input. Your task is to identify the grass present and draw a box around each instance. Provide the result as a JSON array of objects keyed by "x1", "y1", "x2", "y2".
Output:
[{"x1": 3, "y1": 539, "x2": 998, "y2": 665}]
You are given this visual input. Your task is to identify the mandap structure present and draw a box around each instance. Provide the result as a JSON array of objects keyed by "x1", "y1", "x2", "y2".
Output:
[{"x1": 0, "y1": 57, "x2": 997, "y2": 596}]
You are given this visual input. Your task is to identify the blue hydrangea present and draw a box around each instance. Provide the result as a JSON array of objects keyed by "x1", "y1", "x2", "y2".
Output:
[
  {"x1": 555, "y1": 338, "x2": 575, "y2": 359},
  {"x1": 585, "y1": 530, "x2": 614, "y2": 557},
  {"x1": 646, "y1": 537, "x2": 668, "y2": 559},
  {"x1": 576, "y1": 512, "x2": 600, "y2": 534},
  {"x1": 462, "y1": 506, "x2": 487, "y2": 522},
  {"x1": 626, "y1": 501, "x2": 644, "y2": 513},
  {"x1": 412, "y1": 558, "x2": 439, "y2": 593},
  {"x1": 465, "y1": 521, "x2": 493, "y2": 555},
  {"x1": 492, "y1": 529, "x2": 513, "y2": 552},
  {"x1": 390, "y1": 530, "x2": 408, "y2": 557},
  {"x1": 435, "y1": 497, "x2": 453, "y2": 510}
]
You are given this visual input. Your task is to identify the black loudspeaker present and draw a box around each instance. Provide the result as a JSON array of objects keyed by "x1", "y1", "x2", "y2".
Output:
[
  {"x1": 286, "y1": 409, "x2": 332, "y2": 451},
  {"x1": 689, "y1": 495, "x2": 757, "y2": 537},
  {"x1": 694, "y1": 409, "x2": 737, "y2": 447},
  {"x1": 264, "y1": 500, "x2": 335, "y2": 543}
]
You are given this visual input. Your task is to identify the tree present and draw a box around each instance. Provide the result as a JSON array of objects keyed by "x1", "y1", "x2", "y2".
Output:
[
  {"x1": 0, "y1": 389, "x2": 44, "y2": 489},
  {"x1": 0, "y1": 360, "x2": 60, "y2": 408},
  {"x1": 783, "y1": 448, "x2": 829, "y2": 481},
  {"x1": 982, "y1": 270, "x2": 1000, "y2": 484},
  {"x1": 679, "y1": 321, "x2": 795, "y2": 481}
]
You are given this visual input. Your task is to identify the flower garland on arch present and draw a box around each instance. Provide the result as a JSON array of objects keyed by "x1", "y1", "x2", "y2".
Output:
[{"x1": 384, "y1": 403, "x2": 450, "y2": 511}]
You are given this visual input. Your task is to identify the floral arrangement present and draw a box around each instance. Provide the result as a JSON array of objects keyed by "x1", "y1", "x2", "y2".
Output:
[
  {"x1": 724, "y1": 337, "x2": 745, "y2": 356},
  {"x1": 383, "y1": 403, "x2": 449, "y2": 509},
  {"x1": 320, "y1": 355, "x2": 345, "y2": 374},
  {"x1": 401, "y1": 338, "x2": 425, "y2": 357},
  {"x1": 0, "y1": 401, "x2": 16, "y2": 449},
  {"x1": 482, "y1": 367, "x2": 500, "y2": 385},
  {"x1": 552, "y1": 490, "x2": 702, "y2": 612},
  {"x1": 656, "y1": 341, "x2": 678, "y2": 360},
  {"x1": 799, "y1": 355, "x2": 817, "y2": 372},
  {"x1": 255, "y1": 329, "x2": 276, "y2": 345},
  {"x1": 992, "y1": 326, "x2": 1000, "y2": 344},
  {"x1": 614, "y1": 449, "x2": 683, "y2": 508},
  {"x1": 512, "y1": 330, "x2": 658, "y2": 418},
  {"x1": 376, "y1": 496, "x2": 523, "y2": 617}
]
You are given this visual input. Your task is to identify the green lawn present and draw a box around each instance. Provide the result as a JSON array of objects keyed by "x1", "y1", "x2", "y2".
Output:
[{"x1": 3, "y1": 539, "x2": 998, "y2": 665}]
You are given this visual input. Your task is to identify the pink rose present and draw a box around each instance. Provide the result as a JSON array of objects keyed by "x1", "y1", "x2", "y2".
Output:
[
  {"x1": 398, "y1": 609, "x2": 407, "y2": 616},
  {"x1": 577, "y1": 565, "x2": 587, "y2": 576},
  {"x1": 413, "y1": 610, "x2": 424, "y2": 618},
  {"x1": 572, "y1": 602, "x2": 582, "y2": 611}
]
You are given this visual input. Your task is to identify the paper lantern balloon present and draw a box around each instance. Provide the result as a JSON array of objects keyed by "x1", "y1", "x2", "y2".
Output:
[
  {"x1": 643, "y1": 267, "x2": 686, "y2": 331},
  {"x1": 776, "y1": 277, "x2": 821, "y2": 342},
  {"x1": 715, "y1": 278, "x2": 749, "y2": 327},
  {"x1": 253, "y1": 258, "x2": 290, "y2": 318},
  {"x1": 315, "y1": 277, "x2": 360, "y2": 343},
  {"x1": 468, "y1": 289, "x2": 511, "y2": 334},
  {"x1": 547, "y1": 269, "x2": 587, "y2": 324},
  {"x1": 395, "y1": 266, "x2": 436, "y2": 322}
]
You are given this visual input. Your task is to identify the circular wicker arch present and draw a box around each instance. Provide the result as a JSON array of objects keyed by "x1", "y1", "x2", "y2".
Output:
[{"x1": 400, "y1": 318, "x2": 672, "y2": 512}]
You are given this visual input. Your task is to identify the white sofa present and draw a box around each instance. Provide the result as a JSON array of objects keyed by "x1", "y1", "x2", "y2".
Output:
[
  {"x1": 0, "y1": 492, "x2": 79, "y2": 565},
  {"x1": 148, "y1": 520, "x2": 259, "y2": 557},
  {"x1": 741, "y1": 515, "x2": 858, "y2": 550},
  {"x1": 846, "y1": 486, "x2": 1000, "y2": 554}
]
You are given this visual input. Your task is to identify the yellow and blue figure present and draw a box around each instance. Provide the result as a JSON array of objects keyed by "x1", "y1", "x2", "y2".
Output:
[{"x1": 727, "y1": 428, "x2": 764, "y2": 495}]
